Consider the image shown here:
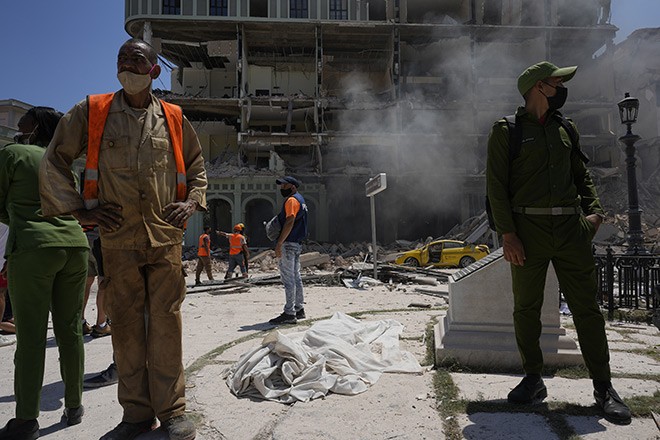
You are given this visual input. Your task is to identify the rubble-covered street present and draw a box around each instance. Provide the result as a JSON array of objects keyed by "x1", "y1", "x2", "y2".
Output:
[{"x1": 1, "y1": 266, "x2": 658, "y2": 439}]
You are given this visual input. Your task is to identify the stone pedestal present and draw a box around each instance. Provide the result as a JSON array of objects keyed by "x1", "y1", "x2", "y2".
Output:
[{"x1": 434, "y1": 249, "x2": 584, "y2": 369}]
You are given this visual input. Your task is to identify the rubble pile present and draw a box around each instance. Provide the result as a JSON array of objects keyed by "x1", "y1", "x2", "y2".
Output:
[
  {"x1": 205, "y1": 159, "x2": 277, "y2": 179},
  {"x1": 183, "y1": 239, "x2": 453, "y2": 291},
  {"x1": 442, "y1": 212, "x2": 488, "y2": 242},
  {"x1": 595, "y1": 169, "x2": 660, "y2": 252}
]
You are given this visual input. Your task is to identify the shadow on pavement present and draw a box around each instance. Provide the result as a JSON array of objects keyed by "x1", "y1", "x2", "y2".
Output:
[{"x1": 238, "y1": 322, "x2": 275, "y2": 332}]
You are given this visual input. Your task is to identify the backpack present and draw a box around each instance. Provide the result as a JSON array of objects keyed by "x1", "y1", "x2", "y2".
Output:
[
  {"x1": 485, "y1": 112, "x2": 588, "y2": 231},
  {"x1": 264, "y1": 215, "x2": 281, "y2": 242}
]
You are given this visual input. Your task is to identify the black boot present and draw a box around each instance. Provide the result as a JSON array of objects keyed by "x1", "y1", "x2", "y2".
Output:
[
  {"x1": 507, "y1": 375, "x2": 547, "y2": 404},
  {"x1": 0, "y1": 419, "x2": 39, "y2": 440},
  {"x1": 594, "y1": 382, "x2": 631, "y2": 425}
]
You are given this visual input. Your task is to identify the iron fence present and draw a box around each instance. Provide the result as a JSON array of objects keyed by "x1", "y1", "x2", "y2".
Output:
[{"x1": 594, "y1": 247, "x2": 660, "y2": 319}]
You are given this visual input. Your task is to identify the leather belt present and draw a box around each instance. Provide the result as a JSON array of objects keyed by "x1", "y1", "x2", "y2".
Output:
[{"x1": 512, "y1": 206, "x2": 580, "y2": 215}]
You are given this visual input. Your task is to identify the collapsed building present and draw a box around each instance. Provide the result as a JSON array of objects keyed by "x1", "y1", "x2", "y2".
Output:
[
  {"x1": 123, "y1": 0, "x2": 621, "y2": 247},
  {"x1": 594, "y1": 27, "x2": 660, "y2": 230}
]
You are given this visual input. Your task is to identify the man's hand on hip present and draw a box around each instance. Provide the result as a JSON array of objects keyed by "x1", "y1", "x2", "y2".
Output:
[
  {"x1": 73, "y1": 204, "x2": 123, "y2": 232},
  {"x1": 163, "y1": 200, "x2": 198, "y2": 228},
  {"x1": 503, "y1": 232, "x2": 526, "y2": 266}
]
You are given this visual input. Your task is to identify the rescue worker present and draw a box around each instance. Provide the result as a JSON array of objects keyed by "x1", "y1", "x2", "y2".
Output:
[
  {"x1": 269, "y1": 176, "x2": 308, "y2": 325},
  {"x1": 195, "y1": 226, "x2": 214, "y2": 285},
  {"x1": 217, "y1": 224, "x2": 249, "y2": 279},
  {"x1": 486, "y1": 61, "x2": 630, "y2": 425},
  {"x1": 39, "y1": 38, "x2": 207, "y2": 440},
  {"x1": 236, "y1": 223, "x2": 249, "y2": 272}
]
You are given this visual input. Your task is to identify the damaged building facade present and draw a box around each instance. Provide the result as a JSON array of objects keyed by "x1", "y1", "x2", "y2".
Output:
[
  {"x1": 600, "y1": 28, "x2": 660, "y2": 222},
  {"x1": 124, "y1": 0, "x2": 618, "y2": 247},
  {"x1": 0, "y1": 99, "x2": 32, "y2": 147}
]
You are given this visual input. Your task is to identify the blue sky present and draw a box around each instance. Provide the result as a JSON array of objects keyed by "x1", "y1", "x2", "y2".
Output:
[{"x1": 0, "y1": 0, "x2": 658, "y2": 114}]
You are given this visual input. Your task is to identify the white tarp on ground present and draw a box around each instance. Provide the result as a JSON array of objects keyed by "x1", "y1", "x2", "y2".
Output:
[{"x1": 224, "y1": 312, "x2": 422, "y2": 403}]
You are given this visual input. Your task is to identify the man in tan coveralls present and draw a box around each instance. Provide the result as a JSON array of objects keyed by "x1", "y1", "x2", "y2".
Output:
[{"x1": 39, "y1": 39, "x2": 206, "y2": 440}]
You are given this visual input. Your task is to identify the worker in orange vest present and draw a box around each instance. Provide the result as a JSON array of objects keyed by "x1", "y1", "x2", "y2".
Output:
[
  {"x1": 39, "y1": 38, "x2": 206, "y2": 440},
  {"x1": 217, "y1": 224, "x2": 249, "y2": 279},
  {"x1": 195, "y1": 227, "x2": 214, "y2": 284}
]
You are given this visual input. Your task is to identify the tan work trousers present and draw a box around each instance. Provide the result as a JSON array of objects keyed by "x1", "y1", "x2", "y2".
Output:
[
  {"x1": 103, "y1": 244, "x2": 186, "y2": 423},
  {"x1": 195, "y1": 255, "x2": 213, "y2": 281}
]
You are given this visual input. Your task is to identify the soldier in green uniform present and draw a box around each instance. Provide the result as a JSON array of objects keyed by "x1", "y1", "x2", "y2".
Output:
[{"x1": 486, "y1": 61, "x2": 631, "y2": 425}]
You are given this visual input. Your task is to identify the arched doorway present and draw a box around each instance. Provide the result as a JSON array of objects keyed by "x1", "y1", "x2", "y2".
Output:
[
  {"x1": 245, "y1": 198, "x2": 274, "y2": 248},
  {"x1": 209, "y1": 198, "x2": 232, "y2": 249}
]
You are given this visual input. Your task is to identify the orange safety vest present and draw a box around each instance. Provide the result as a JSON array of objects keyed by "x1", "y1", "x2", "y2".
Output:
[
  {"x1": 229, "y1": 233, "x2": 244, "y2": 255},
  {"x1": 198, "y1": 233, "x2": 210, "y2": 257},
  {"x1": 83, "y1": 93, "x2": 187, "y2": 209}
]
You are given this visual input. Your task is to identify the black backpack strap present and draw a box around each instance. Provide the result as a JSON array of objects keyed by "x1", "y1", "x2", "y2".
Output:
[
  {"x1": 503, "y1": 114, "x2": 522, "y2": 164},
  {"x1": 553, "y1": 113, "x2": 589, "y2": 164}
]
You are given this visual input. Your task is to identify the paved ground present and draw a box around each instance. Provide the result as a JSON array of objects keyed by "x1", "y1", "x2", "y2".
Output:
[{"x1": 0, "y1": 269, "x2": 658, "y2": 439}]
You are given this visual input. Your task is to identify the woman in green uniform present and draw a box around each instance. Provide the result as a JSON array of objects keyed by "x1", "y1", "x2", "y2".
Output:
[{"x1": 0, "y1": 107, "x2": 89, "y2": 440}]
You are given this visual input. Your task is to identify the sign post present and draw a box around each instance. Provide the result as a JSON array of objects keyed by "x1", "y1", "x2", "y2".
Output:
[{"x1": 365, "y1": 173, "x2": 387, "y2": 280}]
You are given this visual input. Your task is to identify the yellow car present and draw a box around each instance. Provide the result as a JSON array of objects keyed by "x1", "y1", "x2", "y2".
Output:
[{"x1": 395, "y1": 240, "x2": 490, "y2": 268}]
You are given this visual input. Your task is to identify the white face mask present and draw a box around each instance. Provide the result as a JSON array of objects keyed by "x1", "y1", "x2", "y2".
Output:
[
  {"x1": 117, "y1": 70, "x2": 153, "y2": 95},
  {"x1": 13, "y1": 125, "x2": 38, "y2": 144}
]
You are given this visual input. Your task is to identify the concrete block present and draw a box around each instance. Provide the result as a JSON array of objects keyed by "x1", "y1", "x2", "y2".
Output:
[{"x1": 435, "y1": 249, "x2": 583, "y2": 369}]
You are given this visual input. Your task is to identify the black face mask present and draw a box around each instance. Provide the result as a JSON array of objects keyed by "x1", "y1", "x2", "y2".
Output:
[
  {"x1": 280, "y1": 188, "x2": 293, "y2": 197},
  {"x1": 541, "y1": 82, "x2": 568, "y2": 111}
]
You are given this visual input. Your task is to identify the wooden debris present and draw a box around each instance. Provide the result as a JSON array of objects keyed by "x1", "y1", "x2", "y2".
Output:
[
  {"x1": 408, "y1": 303, "x2": 432, "y2": 308},
  {"x1": 207, "y1": 286, "x2": 249, "y2": 295},
  {"x1": 187, "y1": 281, "x2": 249, "y2": 295},
  {"x1": 414, "y1": 287, "x2": 449, "y2": 299},
  {"x1": 248, "y1": 250, "x2": 272, "y2": 263},
  {"x1": 300, "y1": 252, "x2": 331, "y2": 268},
  {"x1": 652, "y1": 411, "x2": 660, "y2": 431}
]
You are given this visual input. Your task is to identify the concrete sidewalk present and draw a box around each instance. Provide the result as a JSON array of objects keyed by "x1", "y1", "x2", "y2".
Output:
[{"x1": 0, "y1": 271, "x2": 658, "y2": 439}]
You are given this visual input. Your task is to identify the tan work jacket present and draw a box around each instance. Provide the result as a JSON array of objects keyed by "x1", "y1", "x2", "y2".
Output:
[{"x1": 40, "y1": 91, "x2": 207, "y2": 250}]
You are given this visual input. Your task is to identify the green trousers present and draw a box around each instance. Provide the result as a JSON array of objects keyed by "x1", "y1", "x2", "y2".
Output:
[
  {"x1": 8, "y1": 247, "x2": 88, "y2": 420},
  {"x1": 511, "y1": 213, "x2": 610, "y2": 381}
]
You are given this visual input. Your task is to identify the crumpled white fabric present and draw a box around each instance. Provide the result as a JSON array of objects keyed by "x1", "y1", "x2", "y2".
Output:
[{"x1": 224, "y1": 312, "x2": 422, "y2": 403}]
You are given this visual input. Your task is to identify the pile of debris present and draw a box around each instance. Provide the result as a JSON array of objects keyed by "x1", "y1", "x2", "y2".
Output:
[
  {"x1": 205, "y1": 159, "x2": 277, "y2": 179},
  {"x1": 594, "y1": 166, "x2": 660, "y2": 253}
]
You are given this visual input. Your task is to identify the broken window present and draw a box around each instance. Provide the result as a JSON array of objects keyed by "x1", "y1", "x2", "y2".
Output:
[
  {"x1": 520, "y1": 0, "x2": 542, "y2": 25},
  {"x1": 290, "y1": 0, "x2": 309, "y2": 18},
  {"x1": 483, "y1": 0, "x2": 502, "y2": 25},
  {"x1": 368, "y1": 0, "x2": 386, "y2": 21},
  {"x1": 330, "y1": 0, "x2": 348, "y2": 20},
  {"x1": 250, "y1": 0, "x2": 268, "y2": 17},
  {"x1": 210, "y1": 0, "x2": 228, "y2": 16},
  {"x1": 162, "y1": 0, "x2": 181, "y2": 14}
]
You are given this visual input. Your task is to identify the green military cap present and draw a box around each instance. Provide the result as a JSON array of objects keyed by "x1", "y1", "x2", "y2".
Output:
[{"x1": 517, "y1": 61, "x2": 578, "y2": 96}]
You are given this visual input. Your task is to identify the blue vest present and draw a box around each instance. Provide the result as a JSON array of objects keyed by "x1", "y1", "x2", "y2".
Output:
[{"x1": 277, "y1": 192, "x2": 308, "y2": 243}]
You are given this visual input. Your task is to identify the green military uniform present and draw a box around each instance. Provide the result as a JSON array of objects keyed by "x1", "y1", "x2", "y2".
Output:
[
  {"x1": 486, "y1": 107, "x2": 610, "y2": 381},
  {"x1": 0, "y1": 143, "x2": 88, "y2": 420}
]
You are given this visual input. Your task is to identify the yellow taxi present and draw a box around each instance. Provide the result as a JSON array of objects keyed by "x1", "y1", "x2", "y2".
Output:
[{"x1": 395, "y1": 240, "x2": 490, "y2": 268}]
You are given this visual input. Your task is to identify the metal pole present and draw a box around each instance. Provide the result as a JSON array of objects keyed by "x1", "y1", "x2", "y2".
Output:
[
  {"x1": 619, "y1": 126, "x2": 646, "y2": 254},
  {"x1": 370, "y1": 195, "x2": 377, "y2": 279}
]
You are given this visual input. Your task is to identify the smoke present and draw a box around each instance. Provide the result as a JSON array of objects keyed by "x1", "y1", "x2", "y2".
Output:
[{"x1": 324, "y1": 0, "x2": 616, "y2": 242}]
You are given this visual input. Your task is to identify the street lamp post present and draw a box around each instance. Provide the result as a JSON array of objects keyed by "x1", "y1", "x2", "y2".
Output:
[{"x1": 617, "y1": 92, "x2": 647, "y2": 255}]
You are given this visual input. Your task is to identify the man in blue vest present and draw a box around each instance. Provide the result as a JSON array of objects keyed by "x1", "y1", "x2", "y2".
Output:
[{"x1": 269, "y1": 176, "x2": 308, "y2": 325}]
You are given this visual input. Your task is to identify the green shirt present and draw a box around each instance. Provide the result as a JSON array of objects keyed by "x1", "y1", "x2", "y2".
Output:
[
  {"x1": 0, "y1": 143, "x2": 88, "y2": 257},
  {"x1": 486, "y1": 107, "x2": 604, "y2": 234}
]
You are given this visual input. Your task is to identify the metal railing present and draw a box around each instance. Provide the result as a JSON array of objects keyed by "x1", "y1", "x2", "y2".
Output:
[{"x1": 594, "y1": 247, "x2": 660, "y2": 319}]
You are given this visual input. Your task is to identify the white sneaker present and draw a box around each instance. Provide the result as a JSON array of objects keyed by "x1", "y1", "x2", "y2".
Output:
[{"x1": 0, "y1": 335, "x2": 15, "y2": 347}]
